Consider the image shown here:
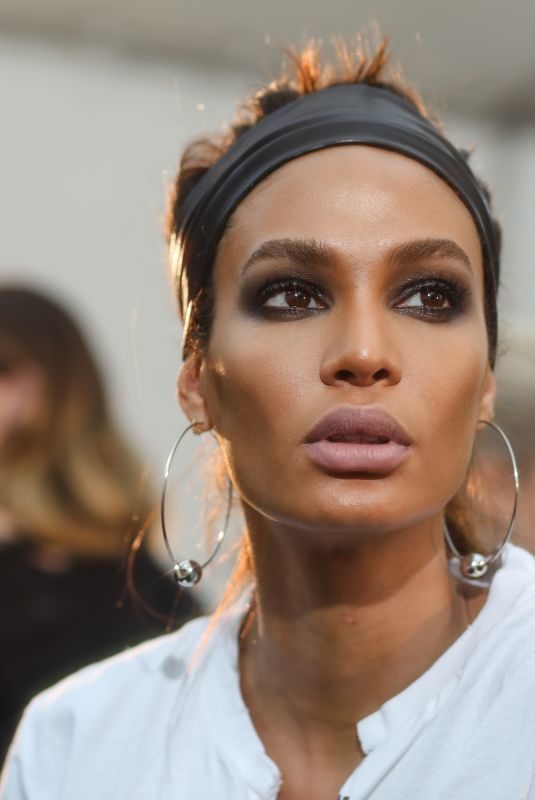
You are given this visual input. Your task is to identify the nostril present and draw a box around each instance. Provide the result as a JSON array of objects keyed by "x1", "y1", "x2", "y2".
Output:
[
  {"x1": 333, "y1": 367, "x2": 390, "y2": 383},
  {"x1": 335, "y1": 369, "x2": 356, "y2": 382},
  {"x1": 373, "y1": 368, "x2": 390, "y2": 381}
]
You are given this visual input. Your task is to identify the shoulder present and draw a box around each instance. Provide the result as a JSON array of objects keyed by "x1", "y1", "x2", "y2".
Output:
[
  {"x1": 471, "y1": 545, "x2": 535, "y2": 683},
  {"x1": 497, "y1": 544, "x2": 535, "y2": 627},
  {"x1": 0, "y1": 615, "x2": 212, "y2": 799}
]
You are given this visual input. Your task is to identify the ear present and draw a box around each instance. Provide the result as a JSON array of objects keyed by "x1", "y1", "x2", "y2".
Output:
[
  {"x1": 177, "y1": 355, "x2": 212, "y2": 430},
  {"x1": 478, "y1": 365, "x2": 496, "y2": 424}
]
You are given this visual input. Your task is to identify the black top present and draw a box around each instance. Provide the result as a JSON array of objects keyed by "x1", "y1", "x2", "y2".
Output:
[{"x1": 0, "y1": 539, "x2": 200, "y2": 764}]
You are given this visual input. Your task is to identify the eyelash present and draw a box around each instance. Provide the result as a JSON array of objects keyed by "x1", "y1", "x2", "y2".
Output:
[
  {"x1": 255, "y1": 277, "x2": 328, "y2": 316},
  {"x1": 252, "y1": 274, "x2": 468, "y2": 320},
  {"x1": 394, "y1": 276, "x2": 468, "y2": 319}
]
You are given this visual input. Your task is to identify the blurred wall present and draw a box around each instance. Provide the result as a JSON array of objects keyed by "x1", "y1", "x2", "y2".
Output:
[{"x1": 0, "y1": 34, "x2": 249, "y2": 470}]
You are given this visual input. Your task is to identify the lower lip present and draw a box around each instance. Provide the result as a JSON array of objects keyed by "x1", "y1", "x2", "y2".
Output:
[{"x1": 304, "y1": 440, "x2": 410, "y2": 474}]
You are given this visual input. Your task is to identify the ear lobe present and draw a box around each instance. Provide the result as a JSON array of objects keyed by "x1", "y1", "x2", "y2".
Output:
[
  {"x1": 177, "y1": 356, "x2": 211, "y2": 428},
  {"x1": 478, "y1": 367, "x2": 497, "y2": 423}
]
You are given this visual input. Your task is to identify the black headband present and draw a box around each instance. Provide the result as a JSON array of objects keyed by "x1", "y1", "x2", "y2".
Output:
[{"x1": 174, "y1": 83, "x2": 499, "y2": 317}]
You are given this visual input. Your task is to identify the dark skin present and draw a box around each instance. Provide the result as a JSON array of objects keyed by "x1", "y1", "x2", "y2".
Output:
[{"x1": 179, "y1": 146, "x2": 495, "y2": 799}]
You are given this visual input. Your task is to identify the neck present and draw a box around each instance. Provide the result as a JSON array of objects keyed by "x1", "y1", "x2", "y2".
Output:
[{"x1": 239, "y1": 511, "x2": 487, "y2": 776}]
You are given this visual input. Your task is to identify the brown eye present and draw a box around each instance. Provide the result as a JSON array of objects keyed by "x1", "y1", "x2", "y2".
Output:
[
  {"x1": 285, "y1": 288, "x2": 312, "y2": 308},
  {"x1": 259, "y1": 280, "x2": 327, "y2": 312},
  {"x1": 421, "y1": 288, "x2": 449, "y2": 308},
  {"x1": 394, "y1": 277, "x2": 467, "y2": 320},
  {"x1": 398, "y1": 286, "x2": 452, "y2": 311}
]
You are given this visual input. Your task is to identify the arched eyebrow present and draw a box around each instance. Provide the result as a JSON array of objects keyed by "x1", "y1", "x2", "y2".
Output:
[
  {"x1": 240, "y1": 236, "x2": 473, "y2": 275},
  {"x1": 240, "y1": 238, "x2": 337, "y2": 276},
  {"x1": 385, "y1": 238, "x2": 473, "y2": 273}
]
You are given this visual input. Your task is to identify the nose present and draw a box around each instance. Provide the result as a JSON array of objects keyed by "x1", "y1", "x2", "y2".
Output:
[{"x1": 319, "y1": 300, "x2": 402, "y2": 389}]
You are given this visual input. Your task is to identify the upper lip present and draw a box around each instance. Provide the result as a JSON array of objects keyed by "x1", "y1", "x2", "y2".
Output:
[{"x1": 304, "y1": 405, "x2": 412, "y2": 446}]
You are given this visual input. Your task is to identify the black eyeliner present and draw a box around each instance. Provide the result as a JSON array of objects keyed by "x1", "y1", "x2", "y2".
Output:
[
  {"x1": 243, "y1": 274, "x2": 329, "y2": 318},
  {"x1": 392, "y1": 271, "x2": 470, "y2": 320}
]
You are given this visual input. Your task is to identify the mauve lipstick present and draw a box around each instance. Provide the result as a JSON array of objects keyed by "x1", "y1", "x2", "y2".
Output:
[{"x1": 304, "y1": 405, "x2": 412, "y2": 474}]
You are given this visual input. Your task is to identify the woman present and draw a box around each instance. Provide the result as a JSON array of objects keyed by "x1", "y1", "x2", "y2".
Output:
[
  {"x1": 2, "y1": 39, "x2": 532, "y2": 800},
  {"x1": 0, "y1": 287, "x2": 197, "y2": 765}
]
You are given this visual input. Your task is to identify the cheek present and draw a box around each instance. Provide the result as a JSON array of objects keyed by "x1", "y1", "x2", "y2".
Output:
[
  {"x1": 407, "y1": 331, "x2": 490, "y2": 498},
  {"x1": 202, "y1": 319, "x2": 315, "y2": 443},
  {"x1": 200, "y1": 311, "x2": 334, "y2": 508}
]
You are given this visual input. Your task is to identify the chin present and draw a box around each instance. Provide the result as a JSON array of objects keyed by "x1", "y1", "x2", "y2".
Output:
[{"x1": 256, "y1": 488, "x2": 432, "y2": 542}]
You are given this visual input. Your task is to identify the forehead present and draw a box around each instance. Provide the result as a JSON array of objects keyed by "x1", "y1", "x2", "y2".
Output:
[{"x1": 215, "y1": 145, "x2": 483, "y2": 274}]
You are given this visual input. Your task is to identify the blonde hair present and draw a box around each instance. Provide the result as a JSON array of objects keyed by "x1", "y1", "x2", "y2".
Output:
[{"x1": 0, "y1": 286, "x2": 151, "y2": 558}]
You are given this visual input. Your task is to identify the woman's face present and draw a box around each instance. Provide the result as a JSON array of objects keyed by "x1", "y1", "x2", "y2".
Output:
[{"x1": 181, "y1": 146, "x2": 495, "y2": 539}]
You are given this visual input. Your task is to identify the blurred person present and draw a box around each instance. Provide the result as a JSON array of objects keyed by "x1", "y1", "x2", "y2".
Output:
[
  {"x1": 0, "y1": 286, "x2": 198, "y2": 764},
  {"x1": 2, "y1": 36, "x2": 534, "y2": 799}
]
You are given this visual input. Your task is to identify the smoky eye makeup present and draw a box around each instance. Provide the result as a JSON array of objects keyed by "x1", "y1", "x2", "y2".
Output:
[
  {"x1": 239, "y1": 263, "x2": 472, "y2": 322},
  {"x1": 240, "y1": 268, "x2": 330, "y2": 318},
  {"x1": 391, "y1": 269, "x2": 471, "y2": 320}
]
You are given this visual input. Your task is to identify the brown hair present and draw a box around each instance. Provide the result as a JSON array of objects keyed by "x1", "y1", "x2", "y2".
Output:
[
  {"x1": 165, "y1": 37, "x2": 502, "y2": 606},
  {"x1": 0, "y1": 286, "x2": 151, "y2": 558}
]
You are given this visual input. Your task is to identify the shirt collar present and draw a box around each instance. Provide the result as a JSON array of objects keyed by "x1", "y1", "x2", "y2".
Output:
[{"x1": 195, "y1": 544, "x2": 534, "y2": 777}]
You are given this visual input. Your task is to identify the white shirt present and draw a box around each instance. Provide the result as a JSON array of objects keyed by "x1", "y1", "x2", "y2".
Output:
[{"x1": 2, "y1": 543, "x2": 535, "y2": 800}]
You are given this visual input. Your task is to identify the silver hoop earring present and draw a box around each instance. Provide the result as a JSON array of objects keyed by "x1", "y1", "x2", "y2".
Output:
[
  {"x1": 444, "y1": 419, "x2": 519, "y2": 583},
  {"x1": 160, "y1": 422, "x2": 232, "y2": 587}
]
